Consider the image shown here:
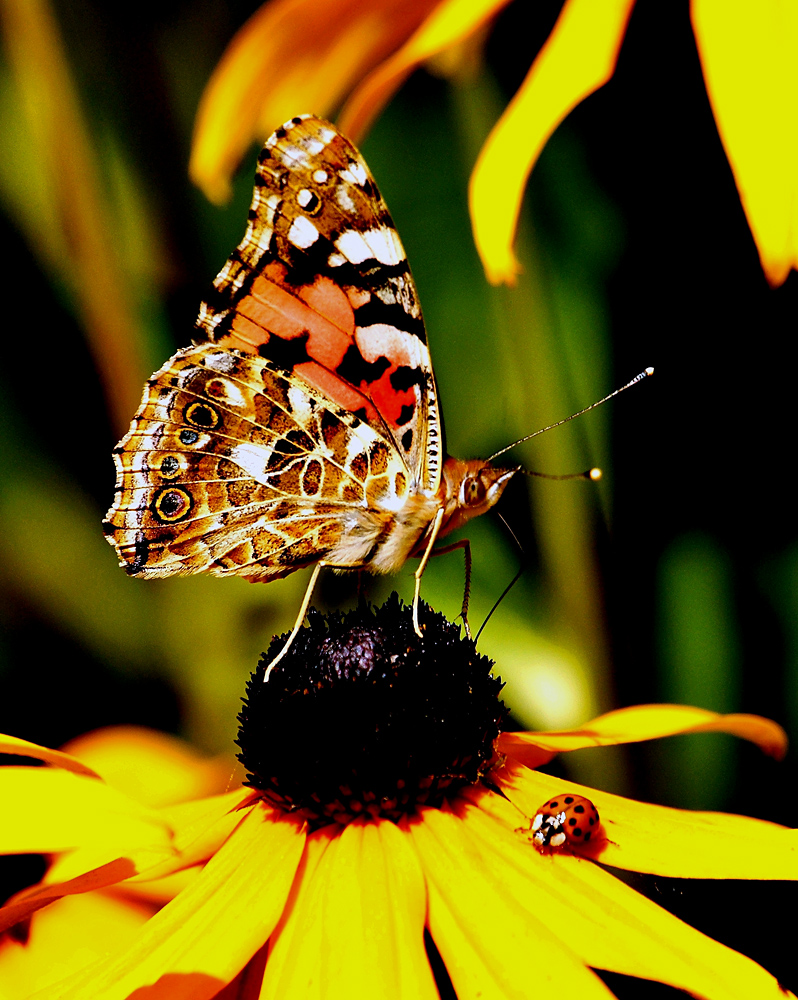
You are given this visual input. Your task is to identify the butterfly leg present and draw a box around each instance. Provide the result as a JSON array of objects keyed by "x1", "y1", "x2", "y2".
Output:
[
  {"x1": 426, "y1": 538, "x2": 473, "y2": 638},
  {"x1": 263, "y1": 561, "x2": 327, "y2": 682},
  {"x1": 412, "y1": 507, "x2": 445, "y2": 637}
]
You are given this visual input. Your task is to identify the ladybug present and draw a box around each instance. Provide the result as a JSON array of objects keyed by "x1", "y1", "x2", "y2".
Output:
[{"x1": 530, "y1": 794, "x2": 600, "y2": 850}]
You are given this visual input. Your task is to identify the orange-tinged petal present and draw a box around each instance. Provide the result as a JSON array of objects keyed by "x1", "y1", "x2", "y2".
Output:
[
  {"x1": 493, "y1": 761, "x2": 798, "y2": 880},
  {"x1": 62, "y1": 727, "x2": 240, "y2": 808},
  {"x1": 190, "y1": 0, "x2": 440, "y2": 203},
  {"x1": 32, "y1": 804, "x2": 306, "y2": 1000},
  {"x1": 0, "y1": 768, "x2": 173, "y2": 855},
  {"x1": 497, "y1": 704, "x2": 787, "y2": 764},
  {"x1": 406, "y1": 805, "x2": 616, "y2": 1000},
  {"x1": 339, "y1": 0, "x2": 510, "y2": 140},
  {"x1": 261, "y1": 819, "x2": 435, "y2": 1000},
  {"x1": 692, "y1": 0, "x2": 798, "y2": 286},
  {"x1": 0, "y1": 734, "x2": 101, "y2": 778},
  {"x1": 0, "y1": 893, "x2": 154, "y2": 998},
  {"x1": 469, "y1": 0, "x2": 636, "y2": 284},
  {"x1": 457, "y1": 791, "x2": 795, "y2": 999},
  {"x1": 0, "y1": 859, "x2": 143, "y2": 935}
]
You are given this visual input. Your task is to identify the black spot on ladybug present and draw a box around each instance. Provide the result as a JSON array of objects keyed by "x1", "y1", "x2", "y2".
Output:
[{"x1": 573, "y1": 804, "x2": 585, "y2": 814}]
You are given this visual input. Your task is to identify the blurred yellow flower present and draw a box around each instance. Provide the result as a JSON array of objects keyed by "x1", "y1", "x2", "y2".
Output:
[
  {"x1": 191, "y1": 0, "x2": 798, "y2": 288},
  {"x1": 0, "y1": 600, "x2": 795, "y2": 999}
]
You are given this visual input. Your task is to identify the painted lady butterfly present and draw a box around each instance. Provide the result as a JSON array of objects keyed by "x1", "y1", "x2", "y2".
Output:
[{"x1": 104, "y1": 115, "x2": 517, "y2": 665}]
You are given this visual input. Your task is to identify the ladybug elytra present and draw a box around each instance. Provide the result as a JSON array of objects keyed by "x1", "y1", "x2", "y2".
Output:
[{"x1": 530, "y1": 794, "x2": 600, "y2": 850}]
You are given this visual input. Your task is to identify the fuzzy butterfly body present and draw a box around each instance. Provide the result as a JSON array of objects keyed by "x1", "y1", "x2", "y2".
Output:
[{"x1": 104, "y1": 115, "x2": 516, "y2": 608}]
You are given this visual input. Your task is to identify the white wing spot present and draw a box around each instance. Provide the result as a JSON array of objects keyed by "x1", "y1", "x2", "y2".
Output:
[
  {"x1": 339, "y1": 160, "x2": 368, "y2": 186},
  {"x1": 288, "y1": 216, "x2": 320, "y2": 249},
  {"x1": 297, "y1": 189, "x2": 317, "y2": 209},
  {"x1": 364, "y1": 225, "x2": 403, "y2": 265},
  {"x1": 229, "y1": 442, "x2": 274, "y2": 484},
  {"x1": 335, "y1": 229, "x2": 373, "y2": 264},
  {"x1": 203, "y1": 351, "x2": 238, "y2": 373},
  {"x1": 335, "y1": 184, "x2": 356, "y2": 213},
  {"x1": 327, "y1": 251, "x2": 347, "y2": 267},
  {"x1": 287, "y1": 385, "x2": 314, "y2": 425},
  {"x1": 312, "y1": 169, "x2": 328, "y2": 184}
]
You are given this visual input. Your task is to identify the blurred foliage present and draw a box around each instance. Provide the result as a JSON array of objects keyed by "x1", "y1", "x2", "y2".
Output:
[{"x1": 0, "y1": 0, "x2": 796, "y2": 838}]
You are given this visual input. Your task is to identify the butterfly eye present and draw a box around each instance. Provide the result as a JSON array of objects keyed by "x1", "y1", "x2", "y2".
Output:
[{"x1": 462, "y1": 476, "x2": 487, "y2": 507}]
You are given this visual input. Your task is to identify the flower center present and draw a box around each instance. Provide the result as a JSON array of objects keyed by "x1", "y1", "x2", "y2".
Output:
[{"x1": 237, "y1": 595, "x2": 507, "y2": 826}]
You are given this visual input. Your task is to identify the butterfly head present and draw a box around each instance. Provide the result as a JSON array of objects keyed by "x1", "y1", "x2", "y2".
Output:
[{"x1": 438, "y1": 458, "x2": 519, "y2": 538}]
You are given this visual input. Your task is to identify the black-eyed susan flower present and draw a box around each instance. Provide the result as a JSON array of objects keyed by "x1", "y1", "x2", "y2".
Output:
[
  {"x1": 190, "y1": 0, "x2": 798, "y2": 288},
  {"x1": 1, "y1": 597, "x2": 796, "y2": 999}
]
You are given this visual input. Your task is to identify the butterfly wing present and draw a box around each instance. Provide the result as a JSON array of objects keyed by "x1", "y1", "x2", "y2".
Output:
[
  {"x1": 195, "y1": 115, "x2": 442, "y2": 494},
  {"x1": 105, "y1": 115, "x2": 444, "y2": 583},
  {"x1": 105, "y1": 345, "x2": 413, "y2": 580}
]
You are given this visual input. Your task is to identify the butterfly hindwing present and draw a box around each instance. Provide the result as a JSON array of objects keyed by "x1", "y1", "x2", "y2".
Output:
[{"x1": 106, "y1": 344, "x2": 413, "y2": 581}]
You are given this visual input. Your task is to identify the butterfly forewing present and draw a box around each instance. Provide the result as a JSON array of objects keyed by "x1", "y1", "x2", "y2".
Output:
[{"x1": 195, "y1": 115, "x2": 441, "y2": 494}]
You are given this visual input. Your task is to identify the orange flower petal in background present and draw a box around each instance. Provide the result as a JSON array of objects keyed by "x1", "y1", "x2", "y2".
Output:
[
  {"x1": 190, "y1": 0, "x2": 441, "y2": 203},
  {"x1": 469, "y1": 0, "x2": 636, "y2": 284},
  {"x1": 691, "y1": 0, "x2": 798, "y2": 286},
  {"x1": 338, "y1": 0, "x2": 511, "y2": 141}
]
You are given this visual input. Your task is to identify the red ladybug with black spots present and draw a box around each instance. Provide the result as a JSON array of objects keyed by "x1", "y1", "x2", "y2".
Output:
[{"x1": 530, "y1": 794, "x2": 601, "y2": 850}]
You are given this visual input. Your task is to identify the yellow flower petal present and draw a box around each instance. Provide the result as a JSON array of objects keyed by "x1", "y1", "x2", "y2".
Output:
[
  {"x1": 0, "y1": 734, "x2": 101, "y2": 778},
  {"x1": 497, "y1": 704, "x2": 787, "y2": 763},
  {"x1": 31, "y1": 805, "x2": 306, "y2": 1000},
  {"x1": 0, "y1": 768, "x2": 173, "y2": 855},
  {"x1": 262, "y1": 818, "x2": 435, "y2": 1000},
  {"x1": 692, "y1": 0, "x2": 798, "y2": 286},
  {"x1": 458, "y1": 792, "x2": 794, "y2": 999},
  {"x1": 190, "y1": 0, "x2": 440, "y2": 203},
  {"x1": 407, "y1": 804, "x2": 616, "y2": 999},
  {"x1": 61, "y1": 726, "x2": 239, "y2": 808},
  {"x1": 46, "y1": 789, "x2": 254, "y2": 885},
  {"x1": 469, "y1": 0, "x2": 636, "y2": 284},
  {"x1": 494, "y1": 762, "x2": 798, "y2": 880},
  {"x1": 339, "y1": 0, "x2": 510, "y2": 140},
  {"x1": 0, "y1": 893, "x2": 154, "y2": 998}
]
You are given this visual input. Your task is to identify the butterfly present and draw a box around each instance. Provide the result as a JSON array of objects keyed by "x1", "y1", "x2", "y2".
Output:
[{"x1": 104, "y1": 114, "x2": 518, "y2": 669}]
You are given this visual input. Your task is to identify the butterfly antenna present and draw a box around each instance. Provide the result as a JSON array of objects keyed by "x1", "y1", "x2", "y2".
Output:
[
  {"x1": 488, "y1": 367, "x2": 654, "y2": 463},
  {"x1": 476, "y1": 513, "x2": 526, "y2": 642}
]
